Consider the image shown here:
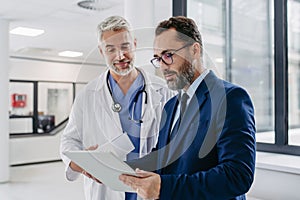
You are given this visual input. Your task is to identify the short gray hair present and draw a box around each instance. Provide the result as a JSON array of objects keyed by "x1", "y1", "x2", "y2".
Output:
[{"x1": 97, "y1": 16, "x2": 132, "y2": 43}]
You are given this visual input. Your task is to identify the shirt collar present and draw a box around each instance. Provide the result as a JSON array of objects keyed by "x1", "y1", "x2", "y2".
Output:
[{"x1": 180, "y1": 69, "x2": 210, "y2": 99}]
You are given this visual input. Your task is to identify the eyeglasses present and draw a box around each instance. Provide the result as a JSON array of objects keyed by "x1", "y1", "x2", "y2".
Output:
[{"x1": 150, "y1": 43, "x2": 193, "y2": 68}]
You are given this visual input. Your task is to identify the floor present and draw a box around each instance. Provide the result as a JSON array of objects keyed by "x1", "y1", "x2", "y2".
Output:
[
  {"x1": 0, "y1": 161, "x2": 85, "y2": 200},
  {"x1": 0, "y1": 161, "x2": 261, "y2": 200}
]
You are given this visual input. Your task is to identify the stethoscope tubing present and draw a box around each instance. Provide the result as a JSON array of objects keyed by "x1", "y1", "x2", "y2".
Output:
[{"x1": 106, "y1": 70, "x2": 148, "y2": 123}]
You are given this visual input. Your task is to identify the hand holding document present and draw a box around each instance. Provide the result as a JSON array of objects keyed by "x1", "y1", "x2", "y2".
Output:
[{"x1": 65, "y1": 151, "x2": 137, "y2": 192}]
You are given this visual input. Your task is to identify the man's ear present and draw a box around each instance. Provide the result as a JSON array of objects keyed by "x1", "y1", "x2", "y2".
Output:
[
  {"x1": 193, "y1": 42, "x2": 200, "y2": 54},
  {"x1": 192, "y1": 42, "x2": 201, "y2": 56}
]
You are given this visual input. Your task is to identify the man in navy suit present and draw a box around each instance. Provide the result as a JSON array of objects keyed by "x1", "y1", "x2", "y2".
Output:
[{"x1": 120, "y1": 16, "x2": 256, "y2": 200}]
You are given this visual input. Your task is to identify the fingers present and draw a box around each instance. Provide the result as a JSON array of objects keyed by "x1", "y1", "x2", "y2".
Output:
[
  {"x1": 85, "y1": 144, "x2": 99, "y2": 151},
  {"x1": 70, "y1": 145, "x2": 100, "y2": 183},
  {"x1": 119, "y1": 175, "x2": 141, "y2": 195},
  {"x1": 70, "y1": 161, "x2": 83, "y2": 172},
  {"x1": 119, "y1": 172, "x2": 160, "y2": 199},
  {"x1": 120, "y1": 174, "x2": 145, "y2": 194},
  {"x1": 91, "y1": 176, "x2": 102, "y2": 184},
  {"x1": 81, "y1": 170, "x2": 91, "y2": 182},
  {"x1": 135, "y1": 168, "x2": 153, "y2": 178},
  {"x1": 82, "y1": 170, "x2": 102, "y2": 184},
  {"x1": 119, "y1": 171, "x2": 150, "y2": 191},
  {"x1": 119, "y1": 174, "x2": 140, "y2": 187},
  {"x1": 119, "y1": 169, "x2": 152, "y2": 186}
]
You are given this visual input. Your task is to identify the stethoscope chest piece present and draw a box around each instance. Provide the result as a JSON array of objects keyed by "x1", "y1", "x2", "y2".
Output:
[
  {"x1": 107, "y1": 70, "x2": 147, "y2": 117},
  {"x1": 112, "y1": 102, "x2": 122, "y2": 112}
]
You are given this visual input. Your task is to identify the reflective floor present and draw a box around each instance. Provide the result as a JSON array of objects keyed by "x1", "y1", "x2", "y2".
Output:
[
  {"x1": 0, "y1": 161, "x2": 261, "y2": 200},
  {"x1": 0, "y1": 162, "x2": 84, "y2": 200}
]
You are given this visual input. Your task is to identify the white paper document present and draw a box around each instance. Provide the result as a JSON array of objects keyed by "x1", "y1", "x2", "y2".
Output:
[{"x1": 65, "y1": 151, "x2": 136, "y2": 192}]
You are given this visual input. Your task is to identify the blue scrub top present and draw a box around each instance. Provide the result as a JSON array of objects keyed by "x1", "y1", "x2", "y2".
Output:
[{"x1": 108, "y1": 73, "x2": 143, "y2": 160}]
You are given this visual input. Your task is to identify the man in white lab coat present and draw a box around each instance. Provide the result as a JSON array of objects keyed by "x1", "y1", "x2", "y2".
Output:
[{"x1": 60, "y1": 16, "x2": 173, "y2": 200}]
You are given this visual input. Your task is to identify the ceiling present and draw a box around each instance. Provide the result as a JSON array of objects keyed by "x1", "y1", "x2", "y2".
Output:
[{"x1": 0, "y1": 0, "x2": 171, "y2": 65}]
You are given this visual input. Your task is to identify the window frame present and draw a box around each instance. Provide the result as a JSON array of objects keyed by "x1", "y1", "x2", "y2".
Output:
[{"x1": 176, "y1": 0, "x2": 300, "y2": 156}]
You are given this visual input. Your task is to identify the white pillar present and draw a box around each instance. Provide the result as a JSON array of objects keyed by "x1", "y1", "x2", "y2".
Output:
[
  {"x1": 0, "y1": 19, "x2": 10, "y2": 183},
  {"x1": 124, "y1": 0, "x2": 156, "y2": 74}
]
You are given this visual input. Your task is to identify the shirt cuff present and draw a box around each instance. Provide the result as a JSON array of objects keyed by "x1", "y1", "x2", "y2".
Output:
[{"x1": 65, "y1": 161, "x2": 80, "y2": 181}]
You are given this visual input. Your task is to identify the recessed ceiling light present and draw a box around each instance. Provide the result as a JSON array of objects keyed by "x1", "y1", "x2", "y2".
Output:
[
  {"x1": 58, "y1": 51, "x2": 83, "y2": 58},
  {"x1": 10, "y1": 27, "x2": 45, "y2": 37},
  {"x1": 77, "y1": 0, "x2": 114, "y2": 10}
]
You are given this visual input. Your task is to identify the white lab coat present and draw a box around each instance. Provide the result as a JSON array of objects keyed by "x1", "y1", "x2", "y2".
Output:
[{"x1": 60, "y1": 68, "x2": 174, "y2": 200}]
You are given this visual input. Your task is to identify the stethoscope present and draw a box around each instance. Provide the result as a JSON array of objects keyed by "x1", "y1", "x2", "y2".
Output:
[{"x1": 106, "y1": 71, "x2": 148, "y2": 123}]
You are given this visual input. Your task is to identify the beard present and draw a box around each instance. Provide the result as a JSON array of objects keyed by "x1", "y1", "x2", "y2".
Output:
[
  {"x1": 164, "y1": 59, "x2": 195, "y2": 90},
  {"x1": 106, "y1": 58, "x2": 135, "y2": 76}
]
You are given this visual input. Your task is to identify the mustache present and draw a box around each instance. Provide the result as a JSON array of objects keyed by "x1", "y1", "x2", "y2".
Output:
[
  {"x1": 163, "y1": 69, "x2": 177, "y2": 76},
  {"x1": 113, "y1": 59, "x2": 131, "y2": 64}
]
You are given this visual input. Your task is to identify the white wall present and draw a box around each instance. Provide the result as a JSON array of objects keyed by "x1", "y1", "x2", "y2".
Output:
[
  {"x1": 247, "y1": 152, "x2": 300, "y2": 200},
  {"x1": 0, "y1": 19, "x2": 10, "y2": 182},
  {"x1": 9, "y1": 131, "x2": 63, "y2": 165},
  {"x1": 248, "y1": 167, "x2": 300, "y2": 200},
  {"x1": 9, "y1": 57, "x2": 105, "y2": 82}
]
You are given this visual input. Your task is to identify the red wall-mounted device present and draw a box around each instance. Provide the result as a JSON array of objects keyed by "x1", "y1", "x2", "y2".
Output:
[{"x1": 11, "y1": 93, "x2": 27, "y2": 108}]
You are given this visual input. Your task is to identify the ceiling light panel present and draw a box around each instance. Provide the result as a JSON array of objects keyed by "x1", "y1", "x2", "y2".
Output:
[
  {"x1": 10, "y1": 27, "x2": 45, "y2": 37},
  {"x1": 58, "y1": 51, "x2": 83, "y2": 57}
]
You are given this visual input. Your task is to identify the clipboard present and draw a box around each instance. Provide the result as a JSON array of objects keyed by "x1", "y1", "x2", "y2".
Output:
[{"x1": 64, "y1": 151, "x2": 136, "y2": 192}]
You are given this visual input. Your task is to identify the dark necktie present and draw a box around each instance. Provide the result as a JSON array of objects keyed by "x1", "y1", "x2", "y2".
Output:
[
  {"x1": 169, "y1": 93, "x2": 189, "y2": 140},
  {"x1": 180, "y1": 92, "x2": 189, "y2": 117}
]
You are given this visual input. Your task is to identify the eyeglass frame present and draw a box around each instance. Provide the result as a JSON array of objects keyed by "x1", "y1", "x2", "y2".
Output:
[{"x1": 150, "y1": 43, "x2": 193, "y2": 68}]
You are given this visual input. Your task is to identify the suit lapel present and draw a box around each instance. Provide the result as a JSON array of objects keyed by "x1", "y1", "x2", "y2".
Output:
[
  {"x1": 177, "y1": 71, "x2": 218, "y2": 138},
  {"x1": 164, "y1": 78, "x2": 210, "y2": 166},
  {"x1": 158, "y1": 95, "x2": 180, "y2": 149}
]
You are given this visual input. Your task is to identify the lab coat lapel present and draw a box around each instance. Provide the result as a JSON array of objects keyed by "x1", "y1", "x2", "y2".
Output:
[{"x1": 94, "y1": 71, "x2": 124, "y2": 141}]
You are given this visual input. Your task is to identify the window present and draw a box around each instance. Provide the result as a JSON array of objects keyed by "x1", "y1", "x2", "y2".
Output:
[
  {"x1": 38, "y1": 82, "x2": 73, "y2": 127},
  {"x1": 188, "y1": 0, "x2": 275, "y2": 141},
  {"x1": 231, "y1": 0, "x2": 274, "y2": 143},
  {"x1": 184, "y1": 0, "x2": 300, "y2": 155},
  {"x1": 288, "y1": 0, "x2": 300, "y2": 146},
  {"x1": 188, "y1": 0, "x2": 226, "y2": 78}
]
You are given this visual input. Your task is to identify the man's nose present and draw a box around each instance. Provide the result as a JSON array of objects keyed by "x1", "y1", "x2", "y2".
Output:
[
  {"x1": 116, "y1": 49, "x2": 125, "y2": 60},
  {"x1": 159, "y1": 60, "x2": 169, "y2": 71}
]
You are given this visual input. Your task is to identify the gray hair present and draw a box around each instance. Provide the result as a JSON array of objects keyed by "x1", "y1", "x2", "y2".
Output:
[{"x1": 97, "y1": 16, "x2": 132, "y2": 43}]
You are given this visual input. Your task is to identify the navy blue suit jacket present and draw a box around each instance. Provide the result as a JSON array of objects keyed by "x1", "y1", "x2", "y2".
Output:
[{"x1": 129, "y1": 71, "x2": 256, "y2": 200}]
